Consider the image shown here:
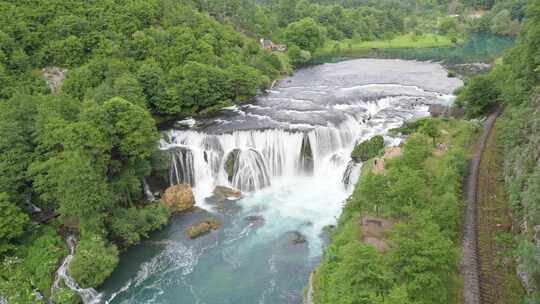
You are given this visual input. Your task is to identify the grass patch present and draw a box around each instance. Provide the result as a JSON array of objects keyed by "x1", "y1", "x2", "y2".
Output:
[{"x1": 313, "y1": 33, "x2": 460, "y2": 61}]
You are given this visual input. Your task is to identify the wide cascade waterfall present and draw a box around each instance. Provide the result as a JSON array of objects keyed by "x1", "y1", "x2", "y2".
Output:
[
  {"x1": 162, "y1": 117, "x2": 370, "y2": 198},
  {"x1": 160, "y1": 99, "x2": 430, "y2": 199}
]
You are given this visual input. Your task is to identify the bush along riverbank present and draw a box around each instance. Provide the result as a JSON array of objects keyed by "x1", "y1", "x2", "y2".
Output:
[{"x1": 308, "y1": 118, "x2": 478, "y2": 304}]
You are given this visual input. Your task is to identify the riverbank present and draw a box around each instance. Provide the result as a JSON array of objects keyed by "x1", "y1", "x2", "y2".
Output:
[
  {"x1": 309, "y1": 32, "x2": 513, "y2": 65},
  {"x1": 313, "y1": 33, "x2": 459, "y2": 60},
  {"x1": 309, "y1": 118, "x2": 478, "y2": 304}
]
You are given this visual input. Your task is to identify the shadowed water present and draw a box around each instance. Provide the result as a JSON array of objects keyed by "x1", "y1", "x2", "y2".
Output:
[{"x1": 98, "y1": 59, "x2": 462, "y2": 304}]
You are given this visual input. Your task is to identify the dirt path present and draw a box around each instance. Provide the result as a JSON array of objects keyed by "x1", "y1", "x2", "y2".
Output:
[{"x1": 461, "y1": 107, "x2": 503, "y2": 304}]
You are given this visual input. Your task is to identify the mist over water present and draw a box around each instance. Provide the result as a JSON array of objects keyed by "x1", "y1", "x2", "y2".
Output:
[{"x1": 99, "y1": 59, "x2": 462, "y2": 304}]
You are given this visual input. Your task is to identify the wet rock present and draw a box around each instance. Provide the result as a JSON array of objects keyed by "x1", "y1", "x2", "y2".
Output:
[
  {"x1": 322, "y1": 225, "x2": 336, "y2": 234},
  {"x1": 287, "y1": 231, "x2": 307, "y2": 245},
  {"x1": 186, "y1": 218, "x2": 221, "y2": 239},
  {"x1": 207, "y1": 186, "x2": 242, "y2": 204},
  {"x1": 298, "y1": 134, "x2": 314, "y2": 174},
  {"x1": 225, "y1": 149, "x2": 240, "y2": 182},
  {"x1": 161, "y1": 184, "x2": 194, "y2": 213},
  {"x1": 245, "y1": 215, "x2": 264, "y2": 223}
]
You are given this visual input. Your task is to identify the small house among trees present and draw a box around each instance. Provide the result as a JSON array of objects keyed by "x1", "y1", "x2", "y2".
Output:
[{"x1": 260, "y1": 38, "x2": 287, "y2": 52}]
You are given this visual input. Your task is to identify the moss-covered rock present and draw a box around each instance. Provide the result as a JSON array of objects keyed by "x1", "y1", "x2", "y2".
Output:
[
  {"x1": 224, "y1": 149, "x2": 240, "y2": 182},
  {"x1": 186, "y1": 218, "x2": 221, "y2": 239},
  {"x1": 161, "y1": 184, "x2": 194, "y2": 213}
]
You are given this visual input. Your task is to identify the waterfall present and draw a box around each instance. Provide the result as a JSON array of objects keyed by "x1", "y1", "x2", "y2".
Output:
[
  {"x1": 169, "y1": 146, "x2": 195, "y2": 186},
  {"x1": 342, "y1": 161, "x2": 360, "y2": 189},
  {"x1": 50, "y1": 236, "x2": 102, "y2": 304},
  {"x1": 142, "y1": 178, "x2": 156, "y2": 202},
  {"x1": 232, "y1": 149, "x2": 271, "y2": 191},
  {"x1": 159, "y1": 93, "x2": 435, "y2": 202}
]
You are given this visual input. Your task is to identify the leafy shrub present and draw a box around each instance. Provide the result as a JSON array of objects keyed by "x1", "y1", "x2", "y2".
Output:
[
  {"x1": 108, "y1": 204, "x2": 170, "y2": 247},
  {"x1": 455, "y1": 74, "x2": 500, "y2": 117},
  {"x1": 351, "y1": 135, "x2": 384, "y2": 162},
  {"x1": 70, "y1": 234, "x2": 119, "y2": 288}
]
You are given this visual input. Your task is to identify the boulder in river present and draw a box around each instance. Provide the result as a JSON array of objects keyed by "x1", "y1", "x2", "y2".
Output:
[
  {"x1": 225, "y1": 149, "x2": 240, "y2": 182},
  {"x1": 161, "y1": 184, "x2": 194, "y2": 213},
  {"x1": 207, "y1": 186, "x2": 242, "y2": 204},
  {"x1": 186, "y1": 218, "x2": 221, "y2": 239},
  {"x1": 287, "y1": 231, "x2": 307, "y2": 245},
  {"x1": 245, "y1": 215, "x2": 264, "y2": 223}
]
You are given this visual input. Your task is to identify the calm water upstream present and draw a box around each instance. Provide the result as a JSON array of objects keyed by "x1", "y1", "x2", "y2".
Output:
[{"x1": 97, "y1": 58, "x2": 463, "y2": 304}]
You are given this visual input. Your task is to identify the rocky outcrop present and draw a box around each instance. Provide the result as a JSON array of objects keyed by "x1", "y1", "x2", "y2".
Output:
[
  {"x1": 161, "y1": 184, "x2": 194, "y2": 213},
  {"x1": 287, "y1": 231, "x2": 307, "y2": 245},
  {"x1": 186, "y1": 218, "x2": 221, "y2": 239},
  {"x1": 299, "y1": 134, "x2": 314, "y2": 174},
  {"x1": 207, "y1": 186, "x2": 242, "y2": 204},
  {"x1": 42, "y1": 66, "x2": 68, "y2": 93},
  {"x1": 245, "y1": 215, "x2": 264, "y2": 223},
  {"x1": 225, "y1": 149, "x2": 240, "y2": 182}
]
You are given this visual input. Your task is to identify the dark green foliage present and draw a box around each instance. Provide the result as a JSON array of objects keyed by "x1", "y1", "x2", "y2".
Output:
[
  {"x1": 351, "y1": 135, "x2": 384, "y2": 162},
  {"x1": 388, "y1": 216, "x2": 458, "y2": 304},
  {"x1": 456, "y1": 74, "x2": 500, "y2": 117},
  {"x1": 108, "y1": 204, "x2": 171, "y2": 247},
  {"x1": 419, "y1": 118, "x2": 441, "y2": 145},
  {"x1": 0, "y1": 193, "x2": 29, "y2": 254},
  {"x1": 282, "y1": 18, "x2": 326, "y2": 53},
  {"x1": 0, "y1": 226, "x2": 66, "y2": 302}
]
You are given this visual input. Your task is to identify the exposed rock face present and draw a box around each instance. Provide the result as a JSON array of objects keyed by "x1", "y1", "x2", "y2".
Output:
[
  {"x1": 207, "y1": 186, "x2": 242, "y2": 204},
  {"x1": 186, "y1": 218, "x2": 221, "y2": 239},
  {"x1": 225, "y1": 149, "x2": 240, "y2": 182},
  {"x1": 42, "y1": 66, "x2": 68, "y2": 93},
  {"x1": 161, "y1": 184, "x2": 194, "y2": 213},
  {"x1": 299, "y1": 133, "x2": 314, "y2": 174},
  {"x1": 245, "y1": 215, "x2": 264, "y2": 223}
]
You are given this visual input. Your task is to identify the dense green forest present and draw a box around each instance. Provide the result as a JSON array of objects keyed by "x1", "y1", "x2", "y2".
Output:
[{"x1": 0, "y1": 0, "x2": 533, "y2": 303}]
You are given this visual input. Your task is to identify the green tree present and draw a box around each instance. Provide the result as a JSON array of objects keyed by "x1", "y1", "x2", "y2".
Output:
[
  {"x1": 401, "y1": 134, "x2": 432, "y2": 169},
  {"x1": 456, "y1": 74, "x2": 500, "y2": 117},
  {"x1": 419, "y1": 119, "x2": 441, "y2": 145},
  {"x1": 283, "y1": 18, "x2": 326, "y2": 53},
  {"x1": 0, "y1": 193, "x2": 29, "y2": 254},
  {"x1": 389, "y1": 216, "x2": 458, "y2": 304}
]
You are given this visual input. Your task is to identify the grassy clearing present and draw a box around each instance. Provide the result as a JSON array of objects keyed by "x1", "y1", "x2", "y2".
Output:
[{"x1": 313, "y1": 33, "x2": 459, "y2": 60}]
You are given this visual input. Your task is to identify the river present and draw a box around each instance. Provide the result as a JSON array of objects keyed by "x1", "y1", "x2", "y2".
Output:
[{"x1": 95, "y1": 58, "x2": 462, "y2": 304}]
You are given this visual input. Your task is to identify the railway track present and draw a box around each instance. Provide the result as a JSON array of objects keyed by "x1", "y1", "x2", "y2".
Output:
[{"x1": 461, "y1": 107, "x2": 503, "y2": 304}]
